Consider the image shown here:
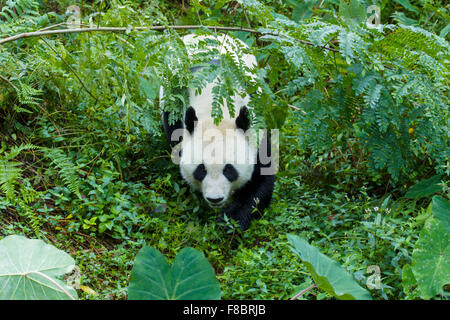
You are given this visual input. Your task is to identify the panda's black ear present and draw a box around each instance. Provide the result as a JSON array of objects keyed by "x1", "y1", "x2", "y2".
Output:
[
  {"x1": 236, "y1": 106, "x2": 250, "y2": 132},
  {"x1": 185, "y1": 106, "x2": 198, "y2": 134}
]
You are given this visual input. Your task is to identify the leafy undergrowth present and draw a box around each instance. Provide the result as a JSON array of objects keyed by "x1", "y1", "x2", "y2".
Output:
[{"x1": 0, "y1": 145, "x2": 432, "y2": 299}]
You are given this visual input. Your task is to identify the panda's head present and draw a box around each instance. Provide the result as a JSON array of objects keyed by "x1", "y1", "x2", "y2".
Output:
[{"x1": 179, "y1": 106, "x2": 256, "y2": 208}]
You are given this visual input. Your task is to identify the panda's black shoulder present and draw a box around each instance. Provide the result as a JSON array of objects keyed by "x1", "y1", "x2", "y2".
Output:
[{"x1": 234, "y1": 161, "x2": 275, "y2": 202}]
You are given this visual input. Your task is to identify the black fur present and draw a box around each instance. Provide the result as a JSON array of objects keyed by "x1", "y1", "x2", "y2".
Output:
[
  {"x1": 223, "y1": 164, "x2": 239, "y2": 182},
  {"x1": 235, "y1": 106, "x2": 250, "y2": 132},
  {"x1": 162, "y1": 111, "x2": 183, "y2": 148},
  {"x1": 222, "y1": 164, "x2": 275, "y2": 231},
  {"x1": 185, "y1": 106, "x2": 198, "y2": 134},
  {"x1": 219, "y1": 130, "x2": 275, "y2": 231},
  {"x1": 162, "y1": 107, "x2": 197, "y2": 147},
  {"x1": 193, "y1": 164, "x2": 207, "y2": 182}
]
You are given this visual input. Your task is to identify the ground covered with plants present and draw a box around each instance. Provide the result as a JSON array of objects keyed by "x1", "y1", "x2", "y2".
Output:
[{"x1": 0, "y1": 0, "x2": 448, "y2": 300}]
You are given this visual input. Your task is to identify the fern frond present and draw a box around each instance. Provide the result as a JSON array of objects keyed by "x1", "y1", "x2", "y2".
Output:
[
  {"x1": 3, "y1": 143, "x2": 37, "y2": 160},
  {"x1": 0, "y1": 0, "x2": 40, "y2": 22},
  {"x1": 43, "y1": 148, "x2": 82, "y2": 199},
  {"x1": 17, "y1": 200, "x2": 41, "y2": 237},
  {"x1": 0, "y1": 159, "x2": 23, "y2": 200},
  {"x1": 16, "y1": 81, "x2": 43, "y2": 108},
  {"x1": 0, "y1": 144, "x2": 37, "y2": 200}
]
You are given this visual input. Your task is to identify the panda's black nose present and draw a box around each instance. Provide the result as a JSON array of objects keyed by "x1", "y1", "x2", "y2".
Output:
[{"x1": 207, "y1": 197, "x2": 224, "y2": 204}]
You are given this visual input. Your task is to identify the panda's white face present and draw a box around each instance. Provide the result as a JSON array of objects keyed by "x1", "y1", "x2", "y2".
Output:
[
  {"x1": 183, "y1": 162, "x2": 251, "y2": 207},
  {"x1": 179, "y1": 119, "x2": 256, "y2": 208}
]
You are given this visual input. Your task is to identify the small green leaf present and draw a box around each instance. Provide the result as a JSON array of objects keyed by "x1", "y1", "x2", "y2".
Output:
[
  {"x1": 392, "y1": 11, "x2": 418, "y2": 26},
  {"x1": 339, "y1": 0, "x2": 366, "y2": 28},
  {"x1": 405, "y1": 175, "x2": 441, "y2": 199},
  {"x1": 401, "y1": 264, "x2": 416, "y2": 293},
  {"x1": 381, "y1": 195, "x2": 391, "y2": 210},
  {"x1": 287, "y1": 234, "x2": 372, "y2": 300},
  {"x1": 292, "y1": 0, "x2": 315, "y2": 21},
  {"x1": 440, "y1": 24, "x2": 450, "y2": 38},
  {"x1": 414, "y1": 201, "x2": 433, "y2": 227},
  {"x1": 393, "y1": 0, "x2": 418, "y2": 13},
  {"x1": 412, "y1": 219, "x2": 450, "y2": 299},
  {"x1": 128, "y1": 247, "x2": 221, "y2": 300},
  {"x1": 139, "y1": 76, "x2": 158, "y2": 101}
]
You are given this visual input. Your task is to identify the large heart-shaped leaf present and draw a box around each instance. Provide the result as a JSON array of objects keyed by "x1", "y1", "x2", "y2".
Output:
[
  {"x1": 405, "y1": 175, "x2": 441, "y2": 199},
  {"x1": 432, "y1": 195, "x2": 450, "y2": 233},
  {"x1": 412, "y1": 219, "x2": 450, "y2": 299},
  {"x1": 128, "y1": 246, "x2": 221, "y2": 300},
  {"x1": 287, "y1": 234, "x2": 371, "y2": 300},
  {"x1": 0, "y1": 235, "x2": 77, "y2": 300}
]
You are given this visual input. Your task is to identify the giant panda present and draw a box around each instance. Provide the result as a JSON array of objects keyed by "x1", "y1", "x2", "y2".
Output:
[{"x1": 160, "y1": 33, "x2": 275, "y2": 231}]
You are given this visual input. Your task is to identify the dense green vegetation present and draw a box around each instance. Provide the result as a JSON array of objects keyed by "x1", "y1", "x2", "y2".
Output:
[{"x1": 0, "y1": 0, "x2": 448, "y2": 300}]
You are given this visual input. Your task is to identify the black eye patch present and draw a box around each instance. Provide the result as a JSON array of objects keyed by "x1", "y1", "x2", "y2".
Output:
[
  {"x1": 223, "y1": 164, "x2": 239, "y2": 182},
  {"x1": 193, "y1": 164, "x2": 207, "y2": 182}
]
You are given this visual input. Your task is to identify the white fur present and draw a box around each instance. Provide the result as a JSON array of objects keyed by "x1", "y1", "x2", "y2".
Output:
[{"x1": 180, "y1": 119, "x2": 256, "y2": 206}]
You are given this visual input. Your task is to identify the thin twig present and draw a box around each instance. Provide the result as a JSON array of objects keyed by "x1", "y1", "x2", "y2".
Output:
[
  {"x1": 243, "y1": 10, "x2": 252, "y2": 28},
  {"x1": 0, "y1": 74, "x2": 17, "y2": 91},
  {"x1": 422, "y1": 12, "x2": 435, "y2": 28},
  {"x1": 0, "y1": 26, "x2": 253, "y2": 45},
  {"x1": 0, "y1": 25, "x2": 339, "y2": 52},
  {"x1": 290, "y1": 284, "x2": 317, "y2": 300}
]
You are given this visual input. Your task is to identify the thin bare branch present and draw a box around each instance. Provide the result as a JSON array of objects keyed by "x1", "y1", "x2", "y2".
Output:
[
  {"x1": 290, "y1": 284, "x2": 317, "y2": 300},
  {"x1": 0, "y1": 74, "x2": 17, "y2": 91},
  {"x1": 0, "y1": 25, "x2": 339, "y2": 52}
]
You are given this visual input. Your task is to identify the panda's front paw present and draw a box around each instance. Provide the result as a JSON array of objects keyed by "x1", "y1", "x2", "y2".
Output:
[
  {"x1": 216, "y1": 212, "x2": 240, "y2": 233},
  {"x1": 215, "y1": 203, "x2": 243, "y2": 232},
  {"x1": 223, "y1": 203, "x2": 241, "y2": 220},
  {"x1": 236, "y1": 207, "x2": 252, "y2": 231},
  {"x1": 223, "y1": 204, "x2": 254, "y2": 232}
]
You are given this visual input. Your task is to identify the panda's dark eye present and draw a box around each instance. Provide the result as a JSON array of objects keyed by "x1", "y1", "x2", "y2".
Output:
[
  {"x1": 223, "y1": 164, "x2": 238, "y2": 182},
  {"x1": 193, "y1": 164, "x2": 207, "y2": 182}
]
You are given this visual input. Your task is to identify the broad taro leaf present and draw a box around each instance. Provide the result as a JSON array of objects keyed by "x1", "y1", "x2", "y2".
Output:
[
  {"x1": 287, "y1": 234, "x2": 372, "y2": 300},
  {"x1": 128, "y1": 246, "x2": 221, "y2": 300},
  {"x1": 412, "y1": 219, "x2": 450, "y2": 299},
  {"x1": 405, "y1": 175, "x2": 441, "y2": 199},
  {"x1": 0, "y1": 235, "x2": 77, "y2": 300},
  {"x1": 432, "y1": 195, "x2": 450, "y2": 233}
]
